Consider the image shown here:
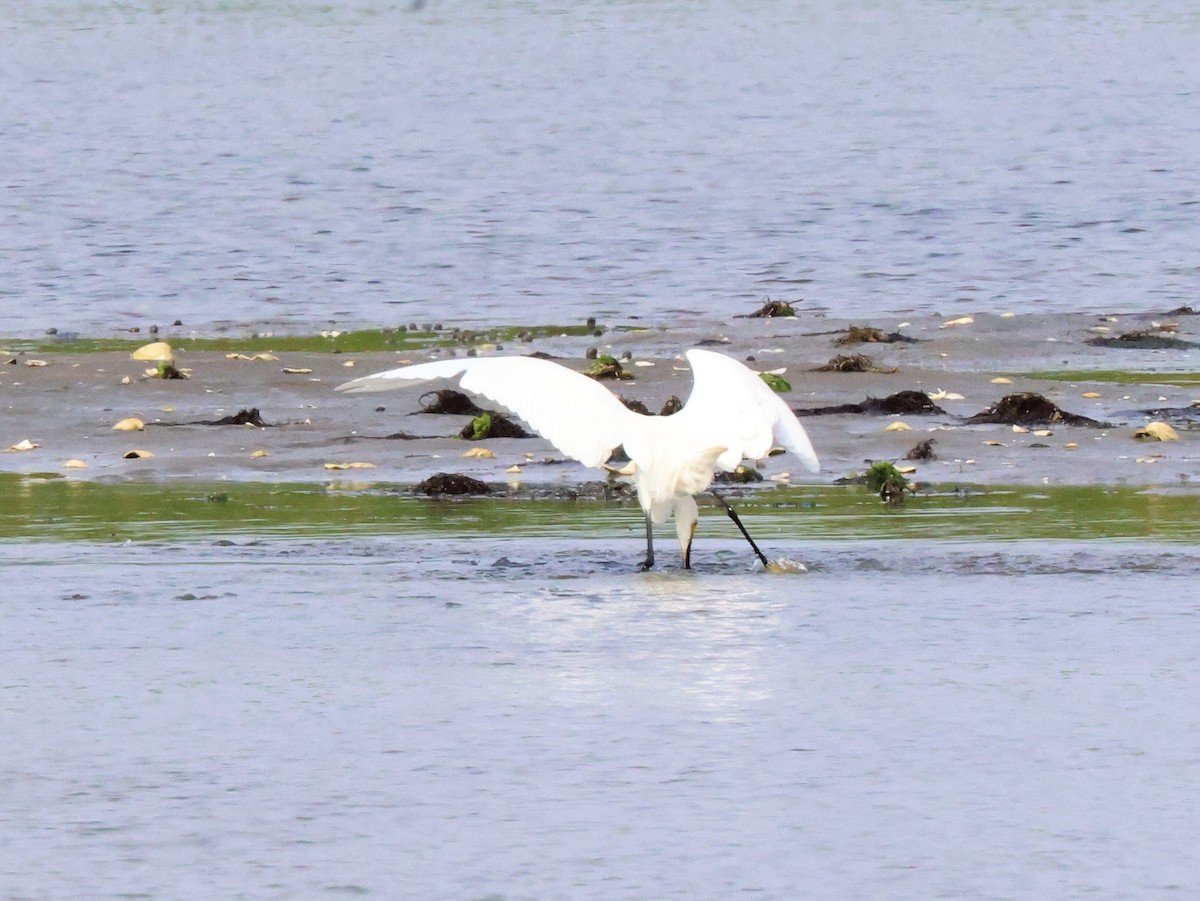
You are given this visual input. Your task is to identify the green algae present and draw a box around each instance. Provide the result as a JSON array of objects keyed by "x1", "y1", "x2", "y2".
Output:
[
  {"x1": 1025, "y1": 369, "x2": 1200, "y2": 387},
  {"x1": 0, "y1": 324, "x2": 604, "y2": 356},
  {"x1": 758, "y1": 372, "x2": 792, "y2": 393},
  {"x1": 2, "y1": 473, "x2": 1196, "y2": 545},
  {"x1": 467, "y1": 413, "x2": 494, "y2": 441},
  {"x1": 864, "y1": 461, "x2": 910, "y2": 504}
]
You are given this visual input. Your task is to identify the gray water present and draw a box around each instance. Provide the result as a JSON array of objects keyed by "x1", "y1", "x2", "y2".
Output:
[
  {"x1": 4, "y1": 1, "x2": 1200, "y2": 337},
  {"x1": 3, "y1": 536, "x2": 1199, "y2": 899}
]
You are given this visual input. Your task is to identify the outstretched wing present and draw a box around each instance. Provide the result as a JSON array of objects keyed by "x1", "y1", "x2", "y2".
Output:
[
  {"x1": 337, "y1": 356, "x2": 639, "y2": 468},
  {"x1": 679, "y1": 349, "x2": 820, "y2": 472}
]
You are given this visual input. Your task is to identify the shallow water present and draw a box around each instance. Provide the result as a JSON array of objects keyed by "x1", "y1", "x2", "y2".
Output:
[
  {"x1": 4, "y1": 1, "x2": 1200, "y2": 337},
  {"x1": 2, "y1": 536, "x2": 1199, "y2": 898}
]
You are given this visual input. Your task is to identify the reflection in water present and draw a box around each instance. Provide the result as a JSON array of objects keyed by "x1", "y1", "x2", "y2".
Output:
[{"x1": 526, "y1": 575, "x2": 799, "y2": 714}]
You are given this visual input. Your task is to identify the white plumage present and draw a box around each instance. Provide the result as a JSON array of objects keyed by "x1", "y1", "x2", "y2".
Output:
[{"x1": 337, "y1": 348, "x2": 819, "y2": 568}]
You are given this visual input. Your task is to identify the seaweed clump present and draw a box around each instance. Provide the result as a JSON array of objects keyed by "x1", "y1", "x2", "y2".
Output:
[
  {"x1": 905, "y1": 438, "x2": 937, "y2": 460},
  {"x1": 156, "y1": 363, "x2": 189, "y2": 380},
  {"x1": 156, "y1": 408, "x2": 270, "y2": 427},
  {"x1": 834, "y1": 325, "x2": 918, "y2": 345},
  {"x1": 205, "y1": 408, "x2": 268, "y2": 427},
  {"x1": 795, "y1": 390, "x2": 946, "y2": 417},
  {"x1": 417, "y1": 473, "x2": 491, "y2": 496},
  {"x1": 619, "y1": 395, "x2": 682, "y2": 416},
  {"x1": 713, "y1": 465, "x2": 762, "y2": 484},
  {"x1": 1087, "y1": 330, "x2": 1199, "y2": 350},
  {"x1": 584, "y1": 355, "x2": 633, "y2": 380},
  {"x1": 812, "y1": 353, "x2": 897, "y2": 373},
  {"x1": 619, "y1": 397, "x2": 652, "y2": 416},
  {"x1": 459, "y1": 412, "x2": 532, "y2": 440},
  {"x1": 420, "y1": 389, "x2": 486, "y2": 415},
  {"x1": 738, "y1": 298, "x2": 797, "y2": 318},
  {"x1": 865, "y1": 461, "x2": 910, "y2": 505},
  {"x1": 965, "y1": 393, "x2": 1105, "y2": 427}
]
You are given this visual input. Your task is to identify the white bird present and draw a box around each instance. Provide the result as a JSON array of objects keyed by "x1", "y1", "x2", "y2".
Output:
[{"x1": 337, "y1": 348, "x2": 820, "y2": 569}]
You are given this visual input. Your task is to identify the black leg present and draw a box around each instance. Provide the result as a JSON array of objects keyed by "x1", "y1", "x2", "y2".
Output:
[
  {"x1": 641, "y1": 513, "x2": 655, "y2": 570},
  {"x1": 711, "y1": 490, "x2": 770, "y2": 567}
]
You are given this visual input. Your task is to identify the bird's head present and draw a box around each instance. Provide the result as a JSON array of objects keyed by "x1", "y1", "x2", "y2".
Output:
[{"x1": 673, "y1": 494, "x2": 699, "y2": 569}]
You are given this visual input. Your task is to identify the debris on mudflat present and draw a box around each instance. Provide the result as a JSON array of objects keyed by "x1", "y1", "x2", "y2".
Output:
[
  {"x1": 204, "y1": 408, "x2": 269, "y2": 427},
  {"x1": 225, "y1": 352, "x2": 279, "y2": 361},
  {"x1": 419, "y1": 389, "x2": 486, "y2": 415},
  {"x1": 338, "y1": 429, "x2": 425, "y2": 441},
  {"x1": 812, "y1": 353, "x2": 897, "y2": 373},
  {"x1": 864, "y1": 461, "x2": 911, "y2": 505},
  {"x1": 795, "y1": 390, "x2": 947, "y2": 417},
  {"x1": 713, "y1": 465, "x2": 762, "y2": 484},
  {"x1": 618, "y1": 394, "x2": 682, "y2": 416},
  {"x1": 1125, "y1": 403, "x2": 1200, "y2": 425},
  {"x1": 459, "y1": 412, "x2": 532, "y2": 440},
  {"x1": 154, "y1": 363, "x2": 189, "y2": 379},
  {"x1": 619, "y1": 396, "x2": 652, "y2": 415},
  {"x1": 1133, "y1": 421, "x2": 1180, "y2": 442},
  {"x1": 1086, "y1": 328, "x2": 1200, "y2": 350},
  {"x1": 834, "y1": 325, "x2": 919, "y2": 345},
  {"x1": 738, "y1": 298, "x2": 797, "y2": 318},
  {"x1": 965, "y1": 393, "x2": 1106, "y2": 427},
  {"x1": 131, "y1": 341, "x2": 174, "y2": 363},
  {"x1": 759, "y1": 371, "x2": 791, "y2": 392},
  {"x1": 417, "y1": 472, "x2": 492, "y2": 496},
  {"x1": 905, "y1": 438, "x2": 937, "y2": 460},
  {"x1": 583, "y1": 354, "x2": 632, "y2": 380},
  {"x1": 154, "y1": 408, "x2": 271, "y2": 427}
]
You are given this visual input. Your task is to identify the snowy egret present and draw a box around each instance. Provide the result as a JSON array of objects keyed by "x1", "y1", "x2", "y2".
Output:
[{"x1": 337, "y1": 349, "x2": 820, "y2": 569}]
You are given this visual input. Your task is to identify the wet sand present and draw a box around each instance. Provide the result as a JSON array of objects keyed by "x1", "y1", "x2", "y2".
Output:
[{"x1": 2, "y1": 311, "x2": 1197, "y2": 491}]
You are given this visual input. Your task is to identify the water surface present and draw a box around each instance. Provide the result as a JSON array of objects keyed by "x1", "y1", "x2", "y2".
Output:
[
  {"x1": 4, "y1": 1, "x2": 1199, "y2": 336},
  {"x1": 2, "y1": 537, "x2": 1198, "y2": 898}
]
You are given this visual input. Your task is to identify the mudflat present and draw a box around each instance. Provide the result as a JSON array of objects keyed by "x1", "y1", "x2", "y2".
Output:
[{"x1": 2, "y1": 311, "x2": 1197, "y2": 490}]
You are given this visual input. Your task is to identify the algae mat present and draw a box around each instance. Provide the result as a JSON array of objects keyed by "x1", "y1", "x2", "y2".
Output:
[{"x1": 2, "y1": 474, "x2": 1196, "y2": 545}]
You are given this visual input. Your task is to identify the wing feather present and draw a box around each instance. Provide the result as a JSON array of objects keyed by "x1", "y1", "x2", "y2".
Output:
[
  {"x1": 338, "y1": 356, "x2": 638, "y2": 468},
  {"x1": 679, "y1": 349, "x2": 820, "y2": 472}
]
